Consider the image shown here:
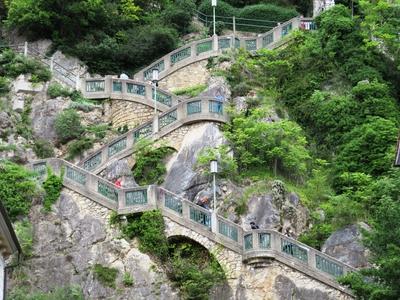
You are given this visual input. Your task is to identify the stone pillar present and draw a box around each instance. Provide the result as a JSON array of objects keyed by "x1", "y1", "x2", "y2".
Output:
[{"x1": 211, "y1": 212, "x2": 218, "y2": 234}]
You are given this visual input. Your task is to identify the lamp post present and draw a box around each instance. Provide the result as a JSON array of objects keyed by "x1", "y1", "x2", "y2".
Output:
[
  {"x1": 212, "y1": 0, "x2": 217, "y2": 36},
  {"x1": 152, "y1": 68, "x2": 159, "y2": 116},
  {"x1": 210, "y1": 159, "x2": 218, "y2": 211},
  {"x1": 210, "y1": 159, "x2": 218, "y2": 233}
]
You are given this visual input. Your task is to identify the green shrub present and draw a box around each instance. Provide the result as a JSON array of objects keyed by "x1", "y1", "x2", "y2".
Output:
[
  {"x1": 161, "y1": 0, "x2": 196, "y2": 34},
  {"x1": 0, "y1": 76, "x2": 9, "y2": 95},
  {"x1": 196, "y1": 145, "x2": 238, "y2": 179},
  {"x1": 122, "y1": 210, "x2": 169, "y2": 261},
  {"x1": 47, "y1": 82, "x2": 72, "y2": 98},
  {"x1": 133, "y1": 140, "x2": 174, "y2": 185},
  {"x1": 122, "y1": 272, "x2": 134, "y2": 287},
  {"x1": 173, "y1": 84, "x2": 207, "y2": 97},
  {"x1": 54, "y1": 109, "x2": 84, "y2": 144},
  {"x1": 14, "y1": 220, "x2": 33, "y2": 258},
  {"x1": 208, "y1": 21, "x2": 225, "y2": 36},
  {"x1": 42, "y1": 167, "x2": 63, "y2": 212},
  {"x1": 93, "y1": 264, "x2": 118, "y2": 288},
  {"x1": 232, "y1": 82, "x2": 251, "y2": 97},
  {"x1": 8, "y1": 285, "x2": 84, "y2": 300},
  {"x1": 86, "y1": 124, "x2": 110, "y2": 139},
  {"x1": 198, "y1": 0, "x2": 237, "y2": 17},
  {"x1": 0, "y1": 161, "x2": 38, "y2": 221},
  {"x1": 66, "y1": 137, "x2": 94, "y2": 160},
  {"x1": 33, "y1": 139, "x2": 55, "y2": 159}
]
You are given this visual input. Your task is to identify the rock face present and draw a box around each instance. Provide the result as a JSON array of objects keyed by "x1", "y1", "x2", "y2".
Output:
[
  {"x1": 237, "y1": 262, "x2": 352, "y2": 300},
  {"x1": 31, "y1": 95, "x2": 71, "y2": 143},
  {"x1": 12, "y1": 189, "x2": 178, "y2": 299},
  {"x1": 199, "y1": 76, "x2": 231, "y2": 101},
  {"x1": 242, "y1": 181, "x2": 309, "y2": 237},
  {"x1": 322, "y1": 223, "x2": 370, "y2": 268},
  {"x1": 164, "y1": 122, "x2": 226, "y2": 199},
  {"x1": 102, "y1": 159, "x2": 138, "y2": 188}
]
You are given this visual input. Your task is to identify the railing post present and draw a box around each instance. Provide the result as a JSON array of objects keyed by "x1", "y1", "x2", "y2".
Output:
[
  {"x1": 24, "y1": 41, "x2": 28, "y2": 57},
  {"x1": 308, "y1": 249, "x2": 316, "y2": 270},
  {"x1": 148, "y1": 185, "x2": 158, "y2": 208},
  {"x1": 153, "y1": 115, "x2": 159, "y2": 134},
  {"x1": 118, "y1": 189, "x2": 125, "y2": 212},
  {"x1": 233, "y1": 16, "x2": 236, "y2": 38},
  {"x1": 50, "y1": 56, "x2": 54, "y2": 72},
  {"x1": 213, "y1": 34, "x2": 219, "y2": 52},
  {"x1": 145, "y1": 84, "x2": 152, "y2": 100},
  {"x1": 273, "y1": 23, "x2": 282, "y2": 43},
  {"x1": 75, "y1": 73, "x2": 80, "y2": 91},
  {"x1": 211, "y1": 212, "x2": 218, "y2": 234}
]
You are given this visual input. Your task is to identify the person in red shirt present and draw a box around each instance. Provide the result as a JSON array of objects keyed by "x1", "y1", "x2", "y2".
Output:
[{"x1": 114, "y1": 178, "x2": 122, "y2": 188}]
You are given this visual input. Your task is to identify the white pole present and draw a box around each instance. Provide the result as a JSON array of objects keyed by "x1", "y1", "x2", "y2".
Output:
[
  {"x1": 213, "y1": 172, "x2": 216, "y2": 211},
  {"x1": 154, "y1": 82, "x2": 157, "y2": 115},
  {"x1": 24, "y1": 41, "x2": 28, "y2": 57},
  {"x1": 213, "y1": 6, "x2": 216, "y2": 36},
  {"x1": 233, "y1": 16, "x2": 236, "y2": 37}
]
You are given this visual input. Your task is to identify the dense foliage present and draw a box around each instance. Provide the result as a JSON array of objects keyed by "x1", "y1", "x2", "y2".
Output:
[
  {"x1": 0, "y1": 160, "x2": 39, "y2": 220},
  {"x1": 54, "y1": 109, "x2": 84, "y2": 144},
  {"x1": 3, "y1": 0, "x2": 196, "y2": 74},
  {"x1": 132, "y1": 139, "x2": 174, "y2": 185},
  {"x1": 93, "y1": 264, "x2": 119, "y2": 289},
  {"x1": 42, "y1": 167, "x2": 63, "y2": 212},
  {"x1": 225, "y1": 1, "x2": 400, "y2": 297}
]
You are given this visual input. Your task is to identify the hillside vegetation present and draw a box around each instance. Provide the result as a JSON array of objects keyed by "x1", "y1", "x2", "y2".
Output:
[{"x1": 221, "y1": 2, "x2": 400, "y2": 298}]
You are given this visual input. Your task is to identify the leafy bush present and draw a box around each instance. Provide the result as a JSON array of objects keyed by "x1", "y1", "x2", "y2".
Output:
[
  {"x1": 208, "y1": 21, "x2": 225, "y2": 35},
  {"x1": 0, "y1": 76, "x2": 9, "y2": 95},
  {"x1": 198, "y1": 0, "x2": 237, "y2": 17},
  {"x1": 0, "y1": 161, "x2": 38, "y2": 221},
  {"x1": 8, "y1": 285, "x2": 84, "y2": 300},
  {"x1": 121, "y1": 210, "x2": 169, "y2": 261},
  {"x1": 42, "y1": 167, "x2": 63, "y2": 212},
  {"x1": 161, "y1": 0, "x2": 196, "y2": 34},
  {"x1": 196, "y1": 145, "x2": 238, "y2": 179},
  {"x1": 0, "y1": 49, "x2": 51, "y2": 81},
  {"x1": 47, "y1": 82, "x2": 72, "y2": 98},
  {"x1": 54, "y1": 109, "x2": 84, "y2": 144},
  {"x1": 86, "y1": 124, "x2": 110, "y2": 139},
  {"x1": 93, "y1": 264, "x2": 118, "y2": 288},
  {"x1": 133, "y1": 140, "x2": 174, "y2": 185},
  {"x1": 33, "y1": 139, "x2": 55, "y2": 159},
  {"x1": 66, "y1": 137, "x2": 94, "y2": 160}
]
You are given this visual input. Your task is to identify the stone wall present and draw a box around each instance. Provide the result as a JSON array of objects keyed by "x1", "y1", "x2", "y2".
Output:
[
  {"x1": 159, "y1": 60, "x2": 210, "y2": 91},
  {"x1": 238, "y1": 261, "x2": 353, "y2": 300},
  {"x1": 0, "y1": 255, "x2": 4, "y2": 300},
  {"x1": 109, "y1": 100, "x2": 154, "y2": 130}
]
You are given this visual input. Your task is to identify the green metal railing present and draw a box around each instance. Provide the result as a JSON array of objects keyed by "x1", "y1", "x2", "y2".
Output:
[
  {"x1": 125, "y1": 189, "x2": 147, "y2": 206},
  {"x1": 164, "y1": 193, "x2": 183, "y2": 215},
  {"x1": 281, "y1": 22, "x2": 293, "y2": 37},
  {"x1": 133, "y1": 123, "x2": 153, "y2": 141},
  {"x1": 209, "y1": 100, "x2": 223, "y2": 114},
  {"x1": 153, "y1": 89, "x2": 172, "y2": 107},
  {"x1": 127, "y1": 83, "x2": 146, "y2": 96},
  {"x1": 259, "y1": 233, "x2": 271, "y2": 249},
  {"x1": 262, "y1": 33, "x2": 274, "y2": 47},
  {"x1": 97, "y1": 181, "x2": 118, "y2": 202},
  {"x1": 159, "y1": 110, "x2": 177, "y2": 129},
  {"x1": 33, "y1": 162, "x2": 47, "y2": 179},
  {"x1": 316, "y1": 255, "x2": 344, "y2": 277},
  {"x1": 189, "y1": 206, "x2": 211, "y2": 229},
  {"x1": 112, "y1": 81, "x2": 122, "y2": 92},
  {"x1": 196, "y1": 40, "x2": 213, "y2": 55},
  {"x1": 171, "y1": 47, "x2": 191, "y2": 64},
  {"x1": 281, "y1": 239, "x2": 308, "y2": 262},
  {"x1": 108, "y1": 137, "x2": 127, "y2": 157},
  {"x1": 218, "y1": 220, "x2": 238, "y2": 242},
  {"x1": 245, "y1": 39, "x2": 257, "y2": 51},
  {"x1": 144, "y1": 60, "x2": 165, "y2": 81},
  {"x1": 218, "y1": 38, "x2": 231, "y2": 50},
  {"x1": 66, "y1": 166, "x2": 87, "y2": 185},
  {"x1": 187, "y1": 100, "x2": 202, "y2": 115},
  {"x1": 86, "y1": 80, "x2": 105, "y2": 92},
  {"x1": 83, "y1": 153, "x2": 102, "y2": 171},
  {"x1": 244, "y1": 234, "x2": 253, "y2": 250}
]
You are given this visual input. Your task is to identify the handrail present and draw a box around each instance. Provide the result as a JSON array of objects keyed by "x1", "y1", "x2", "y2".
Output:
[
  {"x1": 78, "y1": 96, "x2": 228, "y2": 174},
  {"x1": 133, "y1": 16, "x2": 315, "y2": 82},
  {"x1": 81, "y1": 76, "x2": 180, "y2": 112},
  {"x1": 29, "y1": 157, "x2": 355, "y2": 294}
]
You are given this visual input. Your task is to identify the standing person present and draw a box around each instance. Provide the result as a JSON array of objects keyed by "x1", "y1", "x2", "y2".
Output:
[
  {"x1": 198, "y1": 196, "x2": 210, "y2": 210},
  {"x1": 250, "y1": 221, "x2": 259, "y2": 229}
]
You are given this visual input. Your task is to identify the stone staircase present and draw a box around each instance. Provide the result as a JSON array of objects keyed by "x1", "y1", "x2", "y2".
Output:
[
  {"x1": 24, "y1": 14, "x2": 353, "y2": 296},
  {"x1": 28, "y1": 157, "x2": 354, "y2": 295}
]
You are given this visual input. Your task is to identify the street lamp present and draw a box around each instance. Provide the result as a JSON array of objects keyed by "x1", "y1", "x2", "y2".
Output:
[
  {"x1": 152, "y1": 68, "x2": 159, "y2": 116},
  {"x1": 212, "y1": 0, "x2": 217, "y2": 36},
  {"x1": 210, "y1": 159, "x2": 218, "y2": 211}
]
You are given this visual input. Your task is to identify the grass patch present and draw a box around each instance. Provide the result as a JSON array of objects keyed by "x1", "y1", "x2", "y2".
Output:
[
  {"x1": 93, "y1": 264, "x2": 118, "y2": 289},
  {"x1": 173, "y1": 84, "x2": 207, "y2": 97},
  {"x1": 42, "y1": 167, "x2": 64, "y2": 212},
  {"x1": 14, "y1": 219, "x2": 33, "y2": 259},
  {"x1": 122, "y1": 272, "x2": 134, "y2": 287}
]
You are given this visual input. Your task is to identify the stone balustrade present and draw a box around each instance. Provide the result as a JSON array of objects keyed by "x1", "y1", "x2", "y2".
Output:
[
  {"x1": 29, "y1": 158, "x2": 354, "y2": 294},
  {"x1": 78, "y1": 97, "x2": 228, "y2": 174},
  {"x1": 81, "y1": 76, "x2": 179, "y2": 112},
  {"x1": 133, "y1": 16, "x2": 313, "y2": 82}
]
